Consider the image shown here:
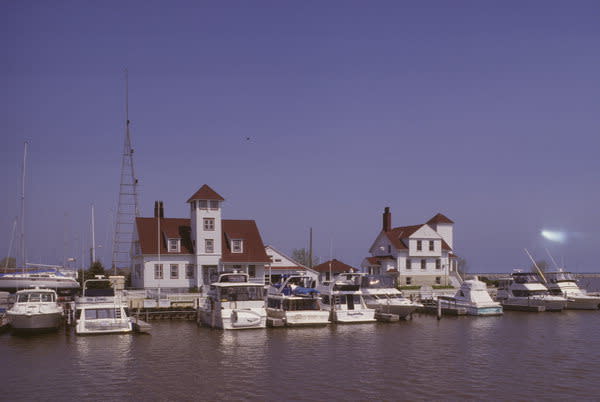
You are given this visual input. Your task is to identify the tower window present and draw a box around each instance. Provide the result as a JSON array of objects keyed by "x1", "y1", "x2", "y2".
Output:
[
  {"x1": 205, "y1": 239, "x2": 214, "y2": 253},
  {"x1": 199, "y1": 200, "x2": 208, "y2": 209},
  {"x1": 209, "y1": 200, "x2": 219, "y2": 210},
  {"x1": 203, "y1": 218, "x2": 215, "y2": 231}
]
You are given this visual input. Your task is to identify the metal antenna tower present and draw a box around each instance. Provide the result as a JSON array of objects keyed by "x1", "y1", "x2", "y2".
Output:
[{"x1": 111, "y1": 70, "x2": 140, "y2": 275}]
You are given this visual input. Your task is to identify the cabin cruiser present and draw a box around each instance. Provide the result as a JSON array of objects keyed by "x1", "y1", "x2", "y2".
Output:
[
  {"x1": 496, "y1": 271, "x2": 568, "y2": 312},
  {"x1": 437, "y1": 278, "x2": 503, "y2": 316},
  {"x1": 74, "y1": 279, "x2": 132, "y2": 335},
  {"x1": 360, "y1": 275, "x2": 422, "y2": 319},
  {"x1": 545, "y1": 270, "x2": 600, "y2": 310},
  {"x1": 6, "y1": 288, "x2": 63, "y2": 332},
  {"x1": 0, "y1": 269, "x2": 79, "y2": 299},
  {"x1": 316, "y1": 273, "x2": 376, "y2": 323},
  {"x1": 198, "y1": 272, "x2": 267, "y2": 330},
  {"x1": 266, "y1": 274, "x2": 329, "y2": 326}
]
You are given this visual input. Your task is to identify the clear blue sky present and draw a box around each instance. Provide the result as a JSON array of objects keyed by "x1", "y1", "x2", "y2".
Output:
[{"x1": 1, "y1": 1, "x2": 599, "y2": 272}]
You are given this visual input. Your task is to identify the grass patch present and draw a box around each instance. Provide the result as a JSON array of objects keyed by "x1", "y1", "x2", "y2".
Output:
[
  {"x1": 398, "y1": 286, "x2": 421, "y2": 290},
  {"x1": 432, "y1": 285, "x2": 454, "y2": 289}
]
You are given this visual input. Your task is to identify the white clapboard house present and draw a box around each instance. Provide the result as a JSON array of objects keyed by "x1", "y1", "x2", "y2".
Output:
[{"x1": 361, "y1": 207, "x2": 459, "y2": 287}]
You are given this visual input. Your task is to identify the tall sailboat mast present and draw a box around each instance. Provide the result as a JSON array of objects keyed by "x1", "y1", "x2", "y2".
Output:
[
  {"x1": 111, "y1": 70, "x2": 141, "y2": 275},
  {"x1": 19, "y1": 141, "x2": 29, "y2": 271}
]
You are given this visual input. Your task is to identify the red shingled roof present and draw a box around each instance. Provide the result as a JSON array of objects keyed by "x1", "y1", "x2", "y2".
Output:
[
  {"x1": 312, "y1": 259, "x2": 357, "y2": 273},
  {"x1": 186, "y1": 184, "x2": 225, "y2": 203},
  {"x1": 136, "y1": 218, "x2": 194, "y2": 255},
  {"x1": 427, "y1": 213, "x2": 454, "y2": 225},
  {"x1": 365, "y1": 255, "x2": 395, "y2": 266},
  {"x1": 221, "y1": 220, "x2": 271, "y2": 263},
  {"x1": 384, "y1": 224, "x2": 453, "y2": 251},
  {"x1": 135, "y1": 217, "x2": 270, "y2": 263}
]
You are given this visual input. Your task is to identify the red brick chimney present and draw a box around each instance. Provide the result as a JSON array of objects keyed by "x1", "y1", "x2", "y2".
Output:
[{"x1": 383, "y1": 207, "x2": 391, "y2": 232}]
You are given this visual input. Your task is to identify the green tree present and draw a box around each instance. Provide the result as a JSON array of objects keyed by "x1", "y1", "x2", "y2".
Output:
[
  {"x1": 291, "y1": 248, "x2": 319, "y2": 268},
  {"x1": 0, "y1": 257, "x2": 16, "y2": 269},
  {"x1": 81, "y1": 261, "x2": 109, "y2": 288}
]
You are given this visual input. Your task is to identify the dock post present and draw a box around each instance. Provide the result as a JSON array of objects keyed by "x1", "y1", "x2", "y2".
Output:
[{"x1": 437, "y1": 298, "x2": 442, "y2": 320}]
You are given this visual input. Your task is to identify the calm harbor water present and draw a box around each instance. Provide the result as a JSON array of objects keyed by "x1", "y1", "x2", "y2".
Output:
[{"x1": 2, "y1": 279, "x2": 600, "y2": 401}]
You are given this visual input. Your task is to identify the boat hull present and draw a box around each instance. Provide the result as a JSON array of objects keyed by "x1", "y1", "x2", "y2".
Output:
[
  {"x1": 7, "y1": 311, "x2": 62, "y2": 332},
  {"x1": 75, "y1": 319, "x2": 133, "y2": 335},
  {"x1": 566, "y1": 297, "x2": 600, "y2": 310},
  {"x1": 501, "y1": 298, "x2": 566, "y2": 312},
  {"x1": 366, "y1": 303, "x2": 421, "y2": 319},
  {"x1": 199, "y1": 308, "x2": 267, "y2": 330},
  {"x1": 332, "y1": 309, "x2": 376, "y2": 323}
]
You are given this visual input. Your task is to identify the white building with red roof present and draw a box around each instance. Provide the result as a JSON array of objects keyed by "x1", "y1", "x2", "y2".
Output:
[
  {"x1": 361, "y1": 208, "x2": 459, "y2": 287},
  {"x1": 264, "y1": 245, "x2": 318, "y2": 283},
  {"x1": 131, "y1": 184, "x2": 271, "y2": 290}
]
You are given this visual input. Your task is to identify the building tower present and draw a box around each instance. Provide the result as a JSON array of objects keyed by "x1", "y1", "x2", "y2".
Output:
[
  {"x1": 187, "y1": 184, "x2": 224, "y2": 286},
  {"x1": 111, "y1": 71, "x2": 140, "y2": 274}
]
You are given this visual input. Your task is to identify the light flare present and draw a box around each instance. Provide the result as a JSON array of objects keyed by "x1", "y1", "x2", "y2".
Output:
[{"x1": 541, "y1": 230, "x2": 566, "y2": 243}]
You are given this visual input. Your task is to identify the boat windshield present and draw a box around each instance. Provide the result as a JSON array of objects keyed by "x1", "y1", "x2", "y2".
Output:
[
  {"x1": 361, "y1": 275, "x2": 395, "y2": 289},
  {"x1": 512, "y1": 289, "x2": 549, "y2": 297},
  {"x1": 218, "y1": 286, "x2": 263, "y2": 301},
  {"x1": 84, "y1": 308, "x2": 119, "y2": 320},
  {"x1": 513, "y1": 273, "x2": 541, "y2": 284},
  {"x1": 16, "y1": 292, "x2": 55, "y2": 302},
  {"x1": 283, "y1": 298, "x2": 320, "y2": 311},
  {"x1": 547, "y1": 271, "x2": 576, "y2": 283}
]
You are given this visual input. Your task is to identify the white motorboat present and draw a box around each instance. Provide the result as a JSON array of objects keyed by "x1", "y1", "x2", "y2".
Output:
[
  {"x1": 74, "y1": 279, "x2": 132, "y2": 335},
  {"x1": 6, "y1": 288, "x2": 63, "y2": 332},
  {"x1": 198, "y1": 272, "x2": 267, "y2": 330},
  {"x1": 316, "y1": 273, "x2": 376, "y2": 323},
  {"x1": 545, "y1": 270, "x2": 600, "y2": 310},
  {"x1": 437, "y1": 278, "x2": 503, "y2": 316},
  {"x1": 266, "y1": 274, "x2": 329, "y2": 326},
  {"x1": 360, "y1": 275, "x2": 422, "y2": 319},
  {"x1": 496, "y1": 271, "x2": 568, "y2": 312}
]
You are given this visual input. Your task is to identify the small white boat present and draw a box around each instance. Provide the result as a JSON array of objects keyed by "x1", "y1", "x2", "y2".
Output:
[
  {"x1": 496, "y1": 271, "x2": 568, "y2": 312},
  {"x1": 74, "y1": 279, "x2": 132, "y2": 335},
  {"x1": 316, "y1": 273, "x2": 376, "y2": 323},
  {"x1": 198, "y1": 272, "x2": 266, "y2": 330},
  {"x1": 0, "y1": 269, "x2": 80, "y2": 299},
  {"x1": 6, "y1": 288, "x2": 63, "y2": 332},
  {"x1": 545, "y1": 270, "x2": 600, "y2": 310},
  {"x1": 266, "y1": 274, "x2": 329, "y2": 326},
  {"x1": 438, "y1": 278, "x2": 503, "y2": 316},
  {"x1": 360, "y1": 275, "x2": 422, "y2": 319}
]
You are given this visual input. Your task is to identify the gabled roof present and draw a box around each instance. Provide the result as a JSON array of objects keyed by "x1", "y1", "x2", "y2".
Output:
[
  {"x1": 384, "y1": 224, "x2": 424, "y2": 250},
  {"x1": 135, "y1": 217, "x2": 270, "y2": 262},
  {"x1": 312, "y1": 259, "x2": 357, "y2": 273},
  {"x1": 427, "y1": 213, "x2": 454, "y2": 225},
  {"x1": 222, "y1": 220, "x2": 271, "y2": 263},
  {"x1": 186, "y1": 184, "x2": 225, "y2": 203},
  {"x1": 135, "y1": 218, "x2": 194, "y2": 255}
]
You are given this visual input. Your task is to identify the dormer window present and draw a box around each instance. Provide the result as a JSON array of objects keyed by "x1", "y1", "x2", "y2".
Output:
[
  {"x1": 168, "y1": 239, "x2": 180, "y2": 253},
  {"x1": 231, "y1": 239, "x2": 243, "y2": 253}
]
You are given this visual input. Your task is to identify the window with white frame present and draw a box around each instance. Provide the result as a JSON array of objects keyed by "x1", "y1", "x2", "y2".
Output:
[
  {"x1": 421, "y1": 259, "x2": 426, "y2": 270},
  {"x1": 436, "y1": 259, "x2": 441, "y2": 269},
  {"x1": 209, "y1": 200, "x2": 219, "y2": 210},
  {"x1": 154, "y1": 264, "x2": 163, "y2": 279},
  {"x1": 168, "y1": 239, "x2": 180, "y2": 252},
  {"x1": 186, "y1": 264, "x2": 194, "y2": 279},
  {"x1": 435, "y1": 276, "x2": 441, "y2": 284},
  {"x1": 417, "y1": 240, "x2": 422, "y2": 251},
  {"x1": 203, "y1": 218, "x2": 215, "y2": 231},
  {"x1": 406, "y1": 277, "x2": 412, "y2": 285},
  {"x1": 170, "y1": 264, "x2": 179, "y2": 279},
  {"x1": 199, "y1": 200, "x2": 208, "y2": 209},
  {"x1": 205, "y1": 239, "x2": 214, "y2": 253},
  {"x1": 248, "y1": 265, "x2": 256, "y2": 278},
  {"x1": 429, "y1": 241, "x2": 434, "y2": 251},
  {"x1": 406, "y1": 259, "x2": 412, "y2": 270},
  {"x1": 231, "y1": 239, "x2": 243, "y2": 253}
]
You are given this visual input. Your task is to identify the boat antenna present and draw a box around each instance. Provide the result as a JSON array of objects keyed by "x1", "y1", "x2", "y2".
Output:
[
  {"x1": 544, "y1": 247, "x2": 560, "y2": 270},
  {"x1": 19, "y1": 141, "x2": 29, "y2": 272},
  {"x1": 523, "y1": 248, "x2": 548, "y2": 284},
  {"x1": 5, "y1": 217, "x2": 17, "y2": 272}
]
